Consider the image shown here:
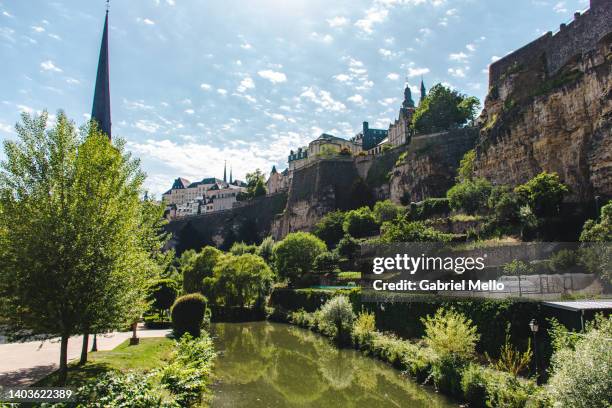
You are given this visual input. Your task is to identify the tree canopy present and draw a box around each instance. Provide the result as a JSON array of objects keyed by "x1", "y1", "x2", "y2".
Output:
[{"x1": 412, "y1": 84, "x2": 480, "y2": 134}]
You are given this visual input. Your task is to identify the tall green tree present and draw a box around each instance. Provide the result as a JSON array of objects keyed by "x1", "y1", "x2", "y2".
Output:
[
  {"x1": 411, "y1": 84, "x2": 480, "y2": 134},
  {"x1": 0, "y1": 112, "x2": 163, "y2": 383}
]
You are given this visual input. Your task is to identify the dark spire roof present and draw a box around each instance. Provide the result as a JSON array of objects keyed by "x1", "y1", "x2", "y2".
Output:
[
  {"x1": 271, "y1": 165, "x2": 277, "y2": 174},
  {"x1": 420, "y1": 78, "x2": 426, "y2": 102},
  {"x1": 223, "y1": 161, "x2": 227, "y2": 183},
  {"x1": 403, "y1": 84, "x2": 415, "y2": 109},
  {"x1": 91, "y1": 9, "x2": 111, "y2": 139},
  {"x1": 229, "y1": 166, "x2": 233, "y2": 183}
]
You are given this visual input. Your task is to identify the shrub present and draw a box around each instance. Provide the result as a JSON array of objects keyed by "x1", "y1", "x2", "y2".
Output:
[
  {"x1": 548, "y1": 315, "x2": 612, "y2": 408},
  {"x1": 229, "y1": 241, "x2": 258, "y2": 255},
  {"x1": 373, "y1": 200, "x2": 403, "y2": 223},
  {"x1": 343, "y1": 207, "x2": 379, "y2": 238},
  {"x1": 580, "y1": 201, "x2": 612, "y2": 242},
  {"x1": 352, "y1": 310, "x2": 376, "y2": 348},
  {"x1": 447, "y1": 178, "x2": 492, "y2": 214},
  {"x1": 514, "y1": 172, "x2": 569, "y2": 217},
  {"x1": 256, "y1": 236, "x2": 275, "y2": 263},
  {"x1": 408, "y1": 198, "x2": 451, "y2": 220},
  {"x1": 314, "y1": 211, "x2": 346, "y2": 249},
  {"x1": 147, "y1": 278, "x2": 179, "y2": 315},
  {"x1": 431, "y1": 354, "x2": 466, "y2": 397},
  {"x1": 336, "y1": 234, "x2": 360, "y2": 259},
  {"x1": 273, "y1": 232, "x2": 326, "y2": 286},
  {"x1": 422, "y1": 308, "x2": 479, "y2": 359},
  {"x1": 171, "y1": 293, "x2": 207, "y2": 338},
  {"x1": 461, "y1": 363, "x2": 488, "y2": 407},
  {"x1": 209, "y1": 253, "x2": 274, "y2": 309},
  {"x1": 485, "y1": 330, "x2": 532, "y2": 377},
  {"x1": 319, "y1": 295, "x2": 356, "y2": 343},
  {"x1": 289, "y1": 309, "x2": 315, "y2": 328},
  {"x1": 488, "y1": 185, "x2": 521, "y2": 224},
  {"x1": 380, "y1": 218, "x2": 453, "y2": 243},
  {"x1": 456, "y1": 149, "x2": 475, "y2": 182},
  {"x1": 182, "y1": 246, "x2": 222, "y2": 294},
  {"x1": 313, "y1": 251, "x2": 340, "y2": 275}
]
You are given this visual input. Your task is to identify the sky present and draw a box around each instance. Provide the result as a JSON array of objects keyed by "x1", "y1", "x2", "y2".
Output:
[{"x1": 0, "y1": 0, "x2": 588, "y2": 196}]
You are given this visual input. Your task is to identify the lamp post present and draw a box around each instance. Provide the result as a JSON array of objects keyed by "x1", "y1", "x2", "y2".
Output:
[{"x1": 529, "y1": 319, "x2": 539, "y2": 383}]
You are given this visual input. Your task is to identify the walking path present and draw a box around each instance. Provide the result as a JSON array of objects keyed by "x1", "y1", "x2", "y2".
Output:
[{"x1": 0, "y1": 324, "x2": 171, "y2": 387}]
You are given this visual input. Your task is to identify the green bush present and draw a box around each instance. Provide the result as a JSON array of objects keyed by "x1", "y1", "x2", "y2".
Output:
[
  {"x1": 488, "y1": 185, "x2": 521, "y2": 224},
  {"x1": 343, "y1": 207, "x2": 380, "y2": 238},
  {"x1": 273, "y1": 232, "x2": 326, "y2": 286},
  {"x1": 373, "y1": 200, "x2": 403, "y2": 224},
  {"x1": 314, "y1": 211, "x2": 346, "y2": 249},
  {"x1": 380, "y1": 218, "x2": 453, "y2": 242},
  {"x1": 456, "y1": 149, "x2": 475, "y2": 182},
  {"x1": 313, "y1": 251, "x2": 340, "y2": 275},
  {"x1": 548, "y1": 315, "x2": 612, "y2": 408},
  {"x1": 336, "y1": 234, "x2": 360, "y2": 259},
  {"x1": 319, "y1": 295, "x2": 356, "y2": 343},
  {"x1": 256, "y1": 236, "x2": 275, "y2": 263},
  {"x1": 580, "y1": 201, "x2": 612, "y2": 242},
  {"x1": 461, "y1": 363, "x2": 488, "y2": 407},
  {"x1": 171, "y1": 293, "x2": 207, "y2": 338},
  {"x1": 182, "y1": 246, "x2": 222, "y2": 294},
  {"x1": 431, "y1": 354, "x2": 466, "y2": 397},
  {"x1": 147, "y1": 278, "x2": 179, "y2": 315},
  {"x1": 229, "y1": 241, "x2": 258, "y2": 255},
  {"x1": 408, "y1": 198, "x2": 451, "y2": 220},
  {"x1": 422, "y1": 308, "x2": 480, "y2": 359},
  {"x1": 514, "y1": 172, "x2": 569, "y2": 217},
  {"x1": 352, "y1": 310, "x2": 376, "y2": 348},
  {"x1": 447, "y1": 178, "x2": 492, "y2": 215}
]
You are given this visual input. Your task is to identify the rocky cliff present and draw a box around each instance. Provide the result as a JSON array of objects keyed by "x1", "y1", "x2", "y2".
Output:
[{"x1": 474, "y1": 25, "x2": 611, "y2": 202}]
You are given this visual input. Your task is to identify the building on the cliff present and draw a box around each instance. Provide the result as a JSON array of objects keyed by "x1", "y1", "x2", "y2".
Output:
[
  {"x1": 353, "y1": 122, "x2": 388, "y2": 151},
  {"x1": 288, "y1": 133, "x2": 361, "y2": 171},
  {"x1": 266, "y1": 165, "x2": 290, "y2": 194},
  {"x1": 387, "y1": 83, "x2": 417, "y2": 147},
  {"x1": 162, "y1": 165, "x2": 247, "y2": 218}
]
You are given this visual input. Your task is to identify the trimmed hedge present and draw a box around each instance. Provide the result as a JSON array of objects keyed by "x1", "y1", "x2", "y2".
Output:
[
  {"x1": 171, "y1": 293, "x2": 207, "y2": 338},
  {"x1": 409, "y1": 198, "x2": 451, "y2": 220},
  {"x1": 270, "y1": 288, "x2": 540, "y2": 357}
]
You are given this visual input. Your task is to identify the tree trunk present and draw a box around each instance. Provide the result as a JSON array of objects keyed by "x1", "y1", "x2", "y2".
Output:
[
  {"x1": 79, "y1": 331, "x2": 89, "y2": 365},
  {"x1": 57, "y1": 334, "x2": 69, "y2": 385}
]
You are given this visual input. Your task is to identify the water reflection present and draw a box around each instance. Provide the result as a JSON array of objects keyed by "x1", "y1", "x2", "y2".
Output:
[{"x1": 211, "y1": 322, "x2": 456, "y2": 408}]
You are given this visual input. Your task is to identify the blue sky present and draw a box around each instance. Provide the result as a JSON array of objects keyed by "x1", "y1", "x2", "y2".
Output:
[{"x1": 0, "y1": 0, "x2": 588, "y2": 196}]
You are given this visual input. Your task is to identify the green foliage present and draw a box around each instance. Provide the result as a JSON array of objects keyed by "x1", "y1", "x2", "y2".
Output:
[
  {"x1": 380, "y1": 218, "x2": 454, "y2": 243},
  {"x1": 485, "y1": 330, "x2": 532, "y2": 377},
  {"x1": 336, "y1": 234, "x2": 360, "y2": 259},
  {"x1": 548, "y1": 315, "x2": 612, "y2": 408},
  {"x1": 343, "y1": 206, "x2": 379, "y2": 238},
  {"x1": 456, "y1": 149, "x2": 476, "y2": 182},
  {"x1": 244, "y1": 168, "x2": 267, "y2": 199},
  {"x1": 229, "y1": 241, "x2": 258, "y2": 255},
  {"x1": 273, "y1": 232, "x2": 327, "y2": 285},
  {"x1": 147, "y1": 279, "x2": 179, "y2": 313},
  {"x1": 372, "y1": 200, "x2": 403, "y2": 224},
  {"x1": 160, "y1": 333, "x2": 216, "y2": 407},
  {"x1": 319, "y1": 295, "x2": 356, "y2": 343},
  {"x1": 352, "y1": 310, "x2": 376, "y2": 348},
  {"x1": 313, "y1": 251, "x2": 340, "y2": 274},
  {"x1": 314, "y1": 210, "x2": 346, "y2": 249},
  {"x1": 207, "y1": 253, "x2": 274, "y2": 309},
  {"x1": 171, "y1": 293, "x2": 207, "y2": 338},
  {"x1": 412, "y1": 83, "x2": 480, "y2": 134},
  {"x1": 447, "y1": 178, "x2": 492, "y2": 214},
  {"x1": 182, "y1": 246, "x2": 222, "y2": 294},
  {"x1": 0, "y1": 112, "x2": 164, "y2": 382},
  {"x1": 487, "y1": 184, "x2": 521, "y2": 225},
  {"x1": 503, "y1": 260, "x2": 533, "y2": 275},
  {"x1": 580, "y1": 202, "x2": 612, "y2": 242},
  {"x1": 408, "y1": 198, "x2": 451, "y2": 220},
  {"x1": 461, "y1": 363, "x2": 488, "y2": 407},
  {"x1": 256, "y1": 236, "x2": 275, "y2": 263},
  {"x1": 421, "y1": 308, "x2": 480, "y2": 359},
  {"x1": 514, "y1": 172, "x2": 569, "y2": 217}
]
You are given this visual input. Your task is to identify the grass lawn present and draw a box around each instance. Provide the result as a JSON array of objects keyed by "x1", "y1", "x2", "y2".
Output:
[{"x1": 36, "y1": 337, "x2": 174, "y2": 387}]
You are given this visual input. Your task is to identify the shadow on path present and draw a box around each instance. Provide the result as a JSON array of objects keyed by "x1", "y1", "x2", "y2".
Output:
[{"x1": 0, "y1": 364, "x2": 57, "y2": 387}]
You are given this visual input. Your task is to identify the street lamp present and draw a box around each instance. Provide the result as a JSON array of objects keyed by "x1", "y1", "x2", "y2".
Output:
[{"x1": 529, "y1": 319, "x2": 539, "y2": 382}]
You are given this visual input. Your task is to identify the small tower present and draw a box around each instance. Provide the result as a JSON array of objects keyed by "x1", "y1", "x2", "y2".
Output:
[
  {"x1": 223, "y1": 160, "x2": 227, "y2": 183},
  {"x1": 420, "y1": 78, "x2": 427, "y2": 103},
  {"x1": 229, "y1": 166, "x2": 233, "y2": 184},
  {"x1": 402, "y1": 83, "x2": 415, "y2": 109},
  {"x1": 91, "y1": 3, "x2": 111, "y2": 139}
]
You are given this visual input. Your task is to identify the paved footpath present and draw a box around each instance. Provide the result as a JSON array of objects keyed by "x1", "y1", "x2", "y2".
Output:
[{"x1": 0, "y1": 324, "x2": 171, "y2": 387}]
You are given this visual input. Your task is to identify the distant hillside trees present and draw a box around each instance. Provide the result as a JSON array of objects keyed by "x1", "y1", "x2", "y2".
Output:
[{"x1": 412, "y1": 84, "x2": 481, "y2": 134}]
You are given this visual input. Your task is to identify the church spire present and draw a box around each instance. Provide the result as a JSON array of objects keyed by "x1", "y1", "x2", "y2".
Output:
[
  {"x1": 223, "y1": 161, "x2": 227, "y2": 183},
  {"x1": 229, "y1": 166, "x2": 233, "y2": 184},
  {"x1": 91, "y1": 5, "x2": 111, "y2": 139},
  {"x1": 420, "y1": 78, "x2": 426, "y2": 103},
  {"x1": 402, "y1": 82, "x2": 415, "y2": 109}
]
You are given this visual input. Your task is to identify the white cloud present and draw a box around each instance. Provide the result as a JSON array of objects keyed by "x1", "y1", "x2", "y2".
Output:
[
  {"x1": 334, "y1": 74, "x2": 351, "y2": 82},
  {"x1": 134, "y1": 120, "x2": 160, "y2": 133},
  {"x1": 448, "y1": 67, "x2": 467, "y2": 77},
  {"x1": 300, "y1": 86, "x2": 346, "y2": 112},
  {"x1": 310, "y1": 32, "x2": 333, "y2": 43},
  {"x1": 48, "y1": 33, "x2": 61, "y2": 40},
  {"x1": 200, "y1": 83, "x2": 212, "y2": 90},
  {"x1": 124, "y1": 99, "x2": 154, "y2": 110},
  {"x1": 449, "y1": 51, "x2": 468, "y2": 61},
  {"x1": 327, "y1": 16, "x2": 349, "y2": 28},
  {"x1": 137, "y1": 17, "x2": 155, "y2": 25},
  {"x1": 166, "y1": 0, "x2": 176, "y2": 5},
  {"x1": 446, "y1": 8, "x2": 458, "y2": 16},
  {"x1": 491, "y1": 55, "x2": 501, "y2": 62},
  {"x1": 407, "y1": 67, "x2": 429, "y2": 77},
  {"x1": 355, "y1": 7, "x2": 388, "y2": 34},
  {"x1": 237, "y1": 76, "x2": 255, "y2": 92},
  {"x1": 65, "y1": 77, "x2": 80, "y2": 84},
  {"x1": 553, "y1": 1, "x2": 567, "y2": 13},
  {"x1": 379, "y1": 97, "x2": 398, "y2": 106},
  {"x1": 258, "y1": 70, "x2": 287, "y2": 83},
  {"x1": 31, "y1": 26, "x2": 45, "y2": 33},
  {"x1": 184, "y1": 109, "x2": 195, "y2": 114},
  {"x1": 387, "y1": 73, "x2": 400, "y2": 80},
  {"x1": 347, "y1": 94, "x2": 365, "y2": 105},
  {"x1": 379, "y1": 48, "x2": 394, "y2": 58},
  {"x1": 2, "y1": 11, "x2": 13, "y2": 18},
  {"x1": 17, "y1": 105, "x2": 34, "y2": 114},
  {"x1": 217, "y1": 88, "x2": 227, "y2": 95},
  {"x1": 40, "y1": 60, "x2": 62, "y2": 72},
  {"x1": 240, "y1": 41, "x2": 252, "y2": 50},
  {"x1": 0, "y1": 121, "x2": 13, "y2": 133},
  {"x1": 466, "y1": 43, "x2": 476, "y2": 52}
]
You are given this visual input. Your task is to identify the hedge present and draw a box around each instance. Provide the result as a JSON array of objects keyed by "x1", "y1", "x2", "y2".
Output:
[
  {"x1": 409, "y1": 198, "x2": 451, "y2": 220},
  {"x1": 270, "y1": 288, "x2": 540, "y2": 357}
]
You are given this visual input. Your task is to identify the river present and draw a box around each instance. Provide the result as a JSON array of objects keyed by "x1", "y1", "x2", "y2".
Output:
[{"x1": 210, "y1": 322, "x2": 456, "y2": 407}]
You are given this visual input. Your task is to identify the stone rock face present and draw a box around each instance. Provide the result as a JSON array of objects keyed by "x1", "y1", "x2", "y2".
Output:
[
  {"x1": 389, "y1": 128, "x2": 478, "y2": 204},
  {"x1": 474, "y1": 34, "x2": 612, "y2": 202}
]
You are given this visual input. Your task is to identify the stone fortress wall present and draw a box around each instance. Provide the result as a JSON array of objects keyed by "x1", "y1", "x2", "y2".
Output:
[{"x1": 488, "y1": 0, "x2": 611, "y2": 86}]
